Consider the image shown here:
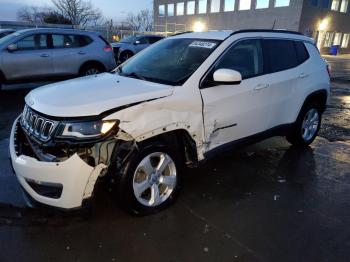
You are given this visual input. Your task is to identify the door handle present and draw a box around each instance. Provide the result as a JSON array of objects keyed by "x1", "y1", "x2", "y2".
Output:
[
  {"x1": 299, "y1": 73, "x2": 309, "y2": 79},
  {"x1": 40, "y1": 53, "x2": 49, "y2": 58},
  {"x1": 254, "y1": 83, "x2": 269, "y2": 91},
  {"x1": 78, "y1": 51, "x2": 86, "y2": 55}
]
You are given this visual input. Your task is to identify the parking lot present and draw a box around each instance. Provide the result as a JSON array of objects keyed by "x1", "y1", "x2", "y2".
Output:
[{"x1": 0, "y1": 75, "x2": 350, "y2": 261}]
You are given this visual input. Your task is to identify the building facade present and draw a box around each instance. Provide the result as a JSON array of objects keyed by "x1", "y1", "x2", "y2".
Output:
[{"x1": 154, "y1": 0, "x2": 350, "y2": 53}]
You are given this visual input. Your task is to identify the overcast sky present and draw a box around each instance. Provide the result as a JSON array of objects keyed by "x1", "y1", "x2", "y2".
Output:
[{"x1": 0, "y1": 0, "x2": 153, "y2": 21}]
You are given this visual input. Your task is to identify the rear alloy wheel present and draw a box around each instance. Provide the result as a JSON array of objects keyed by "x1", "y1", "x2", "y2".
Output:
[
  {"x1": 287, "y1": 103, "x2": 322, "y2": 146},
  {"x1": 84, "y1": 67, "x2": 101, "y2": 76},
  {"x1": 116, "y1": 144, "x2": 181, "y2": 215}
]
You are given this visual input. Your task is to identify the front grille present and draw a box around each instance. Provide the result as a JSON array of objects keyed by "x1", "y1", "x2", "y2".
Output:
[{"x1": 20, "y1": 105, "x2": 58, "y2": 142}]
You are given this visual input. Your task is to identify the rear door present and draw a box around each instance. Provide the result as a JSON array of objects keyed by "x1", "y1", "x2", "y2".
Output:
[
  {"x1": 50, "y1": 34, "x2": 93, "y2": 76},
  {"x1": 262, "y1": 39, "x2": 304, "y2": 128},
  {"x1": 2, "y1": 33, "x2": 53, "y2": 80}
]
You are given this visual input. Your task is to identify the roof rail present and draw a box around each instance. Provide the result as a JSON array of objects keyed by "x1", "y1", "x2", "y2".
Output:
[
  {"x1": 171, "y1": 31, "x2": 194, "y2": 36},
  {"x1": 230, "y1": 29, "x2": 303, "y2": 36}
]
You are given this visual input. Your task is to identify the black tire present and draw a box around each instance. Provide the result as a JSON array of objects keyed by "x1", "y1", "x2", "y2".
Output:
[
  {"x1": 286, "y1": 102, "x2": 322, "y2": 146},
  {"x1": 119, "y1": 51, "x2": 133, "y2": 63},
  {"x1": 79, "y1": 63, "x2": 105, "y2": 76},
  {"x1": 114, "y1": 142, "x2": 182, "y2": 215}
]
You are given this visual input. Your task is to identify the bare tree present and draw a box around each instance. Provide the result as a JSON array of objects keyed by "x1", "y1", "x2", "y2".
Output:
[
  {"x1": 126, "y1": 9, "x2": 153, "y2": 32},
  {"x1": 17, "y1": 6, "x2": 47, "y2": 24},
  {"x1": 52, "y1": 0, "x2": 102, "y2": 27}
]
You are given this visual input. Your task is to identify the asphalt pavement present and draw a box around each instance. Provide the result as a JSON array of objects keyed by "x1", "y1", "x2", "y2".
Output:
[{"x1": 0, "y1": 77, "x2": 349, "y2": 262}]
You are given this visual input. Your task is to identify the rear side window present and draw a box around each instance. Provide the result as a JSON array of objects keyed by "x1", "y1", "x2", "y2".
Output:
[
  {"x1": 52, "y1": 34, "x2": 93, "y2": 48},
  {"x1": 264, "y1": 39, "x2": 298, "y2": 73},
  {"x1": 295, "y1": 41, "x2": 310, "y2": 64}
]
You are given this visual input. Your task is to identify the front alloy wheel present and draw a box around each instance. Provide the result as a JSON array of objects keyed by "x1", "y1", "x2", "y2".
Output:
[
  {"x1": 115, "y1": 143, "x2": 181, "y2": 215},
  {"x1": 133, "y1": 152, "x2": 177, "y2": 207}
]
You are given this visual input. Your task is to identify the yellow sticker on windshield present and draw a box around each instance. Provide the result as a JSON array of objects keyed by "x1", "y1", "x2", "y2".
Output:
[{"x1": 189, "y1": 41, "x2": 217, "y2": 49}]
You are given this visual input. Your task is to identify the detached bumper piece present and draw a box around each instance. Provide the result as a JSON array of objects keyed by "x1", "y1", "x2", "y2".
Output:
[{"x1": 9, "y1": 117, "x2": 104, "y2": 209}]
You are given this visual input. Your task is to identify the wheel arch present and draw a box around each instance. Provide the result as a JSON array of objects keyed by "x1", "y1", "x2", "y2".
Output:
[
  {"x1": 301, "y1": 89, "x2": 328, "y2": 114},
  {"x1": 79, "y1": 60, "x2": 106, "y2": 75}
]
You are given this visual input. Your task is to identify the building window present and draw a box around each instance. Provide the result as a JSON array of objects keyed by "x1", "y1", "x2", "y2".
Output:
[
  {"x1": 322, "y1": 0, "x2": 331, "y2": 7},
  {"x1": 333, "y1": 32, "x2": 342, "y2": 45},
  {"x1": 256, "y1": 0, "x2": 270, "y2": 8},
  {"x1": 275, "y1": 0, "x2": 290, "y2": 7},
  {"x1": 239, "y1": 0, "x2": 252, "y2": 10},
  {"x1": 309, "y1": 0, "x2": 318, "y2": 6},
  {"x1": 177, "y1": 2, "x2": 184, "y2": 15},
  {"x1": 187, "y1": 1, "x2": 196, "y2": 14},
  {"x1": 159, "y1": 5, "x2": 165, "y2": 17},
  {"x1": 324, "y1": 32, "x2": 334, "y2": 47},
  {"x1": 198, "y1": 0, "x2": 208, "y2": 13},
  {"x1": 340, "y1": 0, "x2": 349, "y2": 12},
  {"x1": 225, "y1": 0, "x2": 236, "y2": 11},
  {"x1": 341, "y1": 33, "x2": 350, "y2": 47},
  {"x1": 211, "y1": 0, "x2": 221, "y2": 12},
  {"x1": 168, "y1": 4, "x2": 174, "y2": 16},
  {"x1": 331, "y1": 0, "x2": 340, "y2": 10}
]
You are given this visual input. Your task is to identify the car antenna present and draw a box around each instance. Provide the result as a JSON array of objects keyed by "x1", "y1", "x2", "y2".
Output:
[{"x1": 272, "y1": 19, "x2": 276, "y2": 30}]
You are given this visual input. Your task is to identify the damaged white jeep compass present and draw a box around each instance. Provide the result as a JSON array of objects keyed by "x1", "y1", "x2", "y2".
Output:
[{"x1": 10, "y1": 30, "x2": 330, "y2": 214}]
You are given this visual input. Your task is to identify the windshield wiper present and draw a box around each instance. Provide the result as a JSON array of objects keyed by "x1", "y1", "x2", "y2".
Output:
[{"x1": 122, "y1": 72, "x2": 147, "y2": 81}]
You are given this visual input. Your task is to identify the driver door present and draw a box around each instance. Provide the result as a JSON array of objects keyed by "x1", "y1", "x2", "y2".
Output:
[
  {"x1": 2, "y1": 34, "x2": 53, "y2": 81},
  {"x1": 200, "y1": 39, "x2": 272, "y2": 152}
]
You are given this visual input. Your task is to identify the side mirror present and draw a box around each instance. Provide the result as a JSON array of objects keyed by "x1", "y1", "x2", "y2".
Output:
[
  {"x1": 7, "y1": 44, "x2": 18, "y2": 52},
  {"x1": 134, "y1": 40, "x2": 141, "y2": 45},
  {"x1": 213, "y1": 69, "x2": 242, "y2": 85}
]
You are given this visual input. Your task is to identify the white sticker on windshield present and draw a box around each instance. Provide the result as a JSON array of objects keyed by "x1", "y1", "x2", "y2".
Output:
[{"x1": 189, "y1": 41, "x2": 217, "y2": 49}]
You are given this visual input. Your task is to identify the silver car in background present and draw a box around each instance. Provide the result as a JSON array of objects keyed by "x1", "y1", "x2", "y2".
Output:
[{"x1": 0, "y1": 28, "x2": 116, "y2": 89}]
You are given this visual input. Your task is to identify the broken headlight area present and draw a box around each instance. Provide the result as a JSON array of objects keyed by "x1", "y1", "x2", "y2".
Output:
[
  {"x1": 14, "y1": 119, "x2": 119, "y2": 168},
  {"x1": 56, "y1": 120, "x2": 119, "y2": 140}
]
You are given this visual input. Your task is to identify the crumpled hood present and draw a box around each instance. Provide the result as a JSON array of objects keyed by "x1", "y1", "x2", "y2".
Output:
[{"x1": 25, "y1": 73, "x2": 174, "y2": 117}]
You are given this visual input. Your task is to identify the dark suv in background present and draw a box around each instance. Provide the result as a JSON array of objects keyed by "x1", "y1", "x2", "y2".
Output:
[
  {"x1": 111, "y1": 35, "x2": 164, "y2": 63},
  {"x1": 0, "y1": 28, "x2": 116, "y2": 90}
]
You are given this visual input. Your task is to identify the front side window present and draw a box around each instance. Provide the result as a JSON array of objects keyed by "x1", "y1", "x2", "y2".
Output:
[
  {"x1": 16, "y1": 34, "x2": 47, "y2": 50},
  {"x1": 256, "y1": 0, "x2": 270, "y2": 8},
  {"x1": 119, "y1": 38, "x2": 220, "y2": 85},
  {"x1": 177, "y1": 2, "x2": 185, "y2": 15},
  {"x1": 275, "y1": 0, "x2": 290, "y2": 7},
  {"x1": 340, "y1": 0, "x2": 349, "y2": 12},
  {"x1": 239, "y1": 0, "x2": 252, "y2": 10},
  {"x1": 199, "y1": 0, "x2": 208, "y2": 13},
  {"x1": 331, "y1": 0, "x2": 340, "y2": 10},
  {"x1": 265, "y1": 39, "x2": 298, "y2": 73},
  {"x1": 215, "y1": 39, "x2": 264, "y2": 79},
  {"x1": 225, "y1": 0, "x2": 236, "y2": 11},
  {"x1": 168, "y1": 4, "x2": 175, "y2": 16},
  {"x1": 341, "y1": 33, "x2": 350, "y2": 48},
  {"x1": 187, "y1": 1, "x2": 196, "y2": 14},
  {"x1": 211, "y1": 0, "x2": 221, "y2": 12}
]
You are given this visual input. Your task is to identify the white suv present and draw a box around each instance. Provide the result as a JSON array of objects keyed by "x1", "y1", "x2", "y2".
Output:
[{"x1": 9, "y1": 30, "x2": 330, "y2": 214}]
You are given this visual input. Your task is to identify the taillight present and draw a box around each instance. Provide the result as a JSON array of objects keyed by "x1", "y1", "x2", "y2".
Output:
[{"x1": 103, "y1": 45, "x2": 112, "y2": 52}]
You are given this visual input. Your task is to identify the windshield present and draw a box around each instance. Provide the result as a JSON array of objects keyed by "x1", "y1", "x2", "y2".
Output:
[
  {"x1": 118, "y1": 38, "x2": 221, "y2": 85},
  {"x1": 0, "y1": 31, "x2": 20, "y2": 46},
  {"x1": 120, "y1": 36, "x2": 137, "y2": 43}
]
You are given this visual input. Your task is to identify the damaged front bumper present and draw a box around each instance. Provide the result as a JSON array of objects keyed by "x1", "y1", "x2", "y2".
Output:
[{"x1": 9, "y1": 117, "x2": 106, "y2": 209}]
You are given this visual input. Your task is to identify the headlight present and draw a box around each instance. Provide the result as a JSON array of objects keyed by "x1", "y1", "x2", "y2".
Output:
[{"x1": 57, "y1": 120, "x2": 118, "y2": 139}]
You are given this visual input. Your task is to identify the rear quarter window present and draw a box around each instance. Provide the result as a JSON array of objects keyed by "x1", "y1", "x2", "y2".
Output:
[
  {"x1": 295, "y1": 41, "x2": 310, "y2": 64},
  {"x1": 264, "y1": 39, "x2": 298, "y2": 73}
]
